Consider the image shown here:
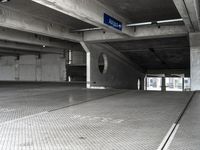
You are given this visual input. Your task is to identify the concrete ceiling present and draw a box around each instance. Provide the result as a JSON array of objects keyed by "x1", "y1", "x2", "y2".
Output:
[
  {"x1": 107, "y1": 37, "x2": 190, "y2": 70},
  {"x1": 1, "y1": 0, "x2": 95, "y2": 30},
  {"x1": 98, "y1": 0, "x2": 181, "y2": 23}
]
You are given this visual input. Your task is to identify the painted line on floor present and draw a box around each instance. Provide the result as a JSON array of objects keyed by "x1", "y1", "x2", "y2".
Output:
[
  {"x1": 48, "y1": 90, "x2": 128, "y2": 112},
  {"x1": 0, "y1": 111, "x2": 48, "y2": 126},
  {"x1": 163, "y1": 124, "x2": 180, "y2": 150},
  {"x1": 157, "y1": 91, "x2": 196, "y2": 150},
  {"x1": 157, "y1": 123, "x2": 176, "y2": 150}
]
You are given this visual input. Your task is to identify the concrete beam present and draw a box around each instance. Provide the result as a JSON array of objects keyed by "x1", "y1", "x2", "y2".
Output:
[
  {"x1": 32, "y1": 0, "x2": 134, "y2": 37},
  {"x1": 0, "y1": 48, "x2": 41, "y2": 55},
  {"x1": 0, "y1": 47, "x2": 63, "y2": 56},
  {"x1": 84, "y1": 24, "x2": 188, "y2": 42},
  {"x1": 0, "y1": 27, "x2": 75, "y2": 49},
  {"x1": 173, "y1": 0, "x2": 200, "y2": 32},
  {"x1": 0, "y1": 40, "x2": 65, "y2": 54},
  {"x1": 0, "y1": 5, "x2": 82, "y2": 42}
]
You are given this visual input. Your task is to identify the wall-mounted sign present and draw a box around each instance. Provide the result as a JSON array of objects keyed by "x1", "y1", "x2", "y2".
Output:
[{"x1": 104, "y1": 13, "x2": 122, "y2": 31}]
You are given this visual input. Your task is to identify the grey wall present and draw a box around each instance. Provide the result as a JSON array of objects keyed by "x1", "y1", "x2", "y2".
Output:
[
  {"x1": 190, "y1": 32, "x2": 200, "y2": 91},
  {"x1": 72, "y1": 51, "x2": 86, "y2": 65},
  {"x1": 0, "y1": 56, "x2": 16, "y2": 80},
  {"x1": 0, "y1": 54, "x2": 66, "y2": 82},
  {"x1": 81, "y1": 42, "x2": 145, "y2": 89}
]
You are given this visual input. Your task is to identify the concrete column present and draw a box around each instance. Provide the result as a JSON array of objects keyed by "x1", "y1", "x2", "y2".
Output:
[
  {"x1": 36, "y1": 57, "x2": 42, "y2": 81},
  {"x1": 144, "y1": 76, "x2": 148, "y2": 91},
  {"x1": 190, "y1": 32, "x2": 200, "y2": 91},
  {"x1": 14, "y1": 58, "x2": 20, "y2": 81},
  {"x1": 161, "y1": 77, "x2": 166, "y2": 91},
  {"x1": 59, "y1": 57, "x2": 66, "y2": 81},
  {"x1": 182, "y1": 78, "x2": 185, "y2": 91}
]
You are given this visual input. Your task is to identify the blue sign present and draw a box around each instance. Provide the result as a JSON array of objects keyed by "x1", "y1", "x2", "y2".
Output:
[{"x1": 104, "y1": 13, "x2": 122, "y2": 31}]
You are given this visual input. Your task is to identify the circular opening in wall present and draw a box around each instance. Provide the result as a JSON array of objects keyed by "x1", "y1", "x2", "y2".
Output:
[
  {"x1": 98, "y1": 53, "x2": 108, "y2": 74},
  {"x1": 137, "y1": 78, "x2": 141, "y2": 90}
]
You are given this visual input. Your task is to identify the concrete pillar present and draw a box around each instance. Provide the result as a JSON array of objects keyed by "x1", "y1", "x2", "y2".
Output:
[
  {"x1": 182, "y1": 78, "x2": 185, "y2": 91},
  {"x1": 59, "y1": 57, "x2": 66, "y2": 81},
  {"x1": 36, "y1": 57, "x2": 42, "y2": 81},
  {"x1": 144, "y1": 76, "x2": 148, "y2": 91},
  {"x1": 190, "y1": 32, "x2": 200, "y2": 91},
  {"x1": 14, "y1": 58, "x2": 20, "y2": 81},
  {"x1": 161, "y1": 77, "x2": 166, "y2": 91}
]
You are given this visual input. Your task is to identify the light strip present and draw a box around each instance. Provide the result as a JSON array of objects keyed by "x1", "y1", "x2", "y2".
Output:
[
  {"x1": 127, "y1": 18, "x2": 183, "y2": 27},
  {"x1": 127, "y1": 22, "x2": 152, "y2": 27},
  {"x1": 157, "y1": 18, "x2": 183, "y2": 24}
]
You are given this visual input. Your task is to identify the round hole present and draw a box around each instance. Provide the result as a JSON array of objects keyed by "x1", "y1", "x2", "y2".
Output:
[{"x1": 98, "y1": 53, "x2": 108, "y2": 74}]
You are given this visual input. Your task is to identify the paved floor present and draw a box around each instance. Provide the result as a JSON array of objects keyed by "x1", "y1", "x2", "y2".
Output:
[
  {"x1": 0, "y1": 82, "x2": 196, "y2": 149},
  {"x1": 169, "y1": 92, "x2": 200, "y2": 150}
]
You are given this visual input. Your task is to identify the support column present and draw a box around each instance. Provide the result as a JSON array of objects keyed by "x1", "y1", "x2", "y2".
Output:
[
  {"x1": 144, "y1": 76, "x2": 148, "y2": 91},
  {"x1": 182, "y1": 78, "x2": 185, "y2": 91},
  {"x1": 190, "y1": 32, "x2": 200, "y2": 91},
  {"x1": 161, "y1": 77, "x2": 166, "y2": 92},
  {"x1": 80, "y1": 42, "x2": 91, "y2": 88},
  {"x1": 36, "y1": 56, "x2": 42, "y2": 81},
  {"x1": 14, "y1": 57, "x2": 20, "y2": 81}
]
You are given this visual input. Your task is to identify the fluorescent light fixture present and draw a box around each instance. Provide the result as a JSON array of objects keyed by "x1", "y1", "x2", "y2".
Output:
[
  {"x1": 157, "y1": 18, "x2": 183, "y2": 24},
  {"x1": 127, "y1": 22, "x2": 152, "y2": 27},
  {"x1": 0, "y1": 0, "x2": 10, "y2": 2},
  {"x1": 127, "y1": 18, "x2": 183, "y2": 27},
  {"x1": 74, "y1": 27, "x2": 101, "y2": 32}
]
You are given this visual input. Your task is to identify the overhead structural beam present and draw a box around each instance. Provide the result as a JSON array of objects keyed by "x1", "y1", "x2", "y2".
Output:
[
  {"x1": 173, "y1": 0, "x2": 200, "y2": 32},
  {"x1": 0, "y1": 5, "x2": 82, "y2": 42},
  {"x1": 149, "y1": 48, "x2": 169, "y2": 69},
  {"x1": 0, "y1": 48, "x2": 42, "y2": 55},
  {"x1": 31, "y1": 0, "x2": 134, "y2": 37},
  {"x1": 118, "y1": 47, "x2": 189, "y2": 53},
  {"x1": 84, "y1": 24, "x2": 188, "y2": 42},
  {"x1": 0, "y1": 40, "x2": 65, "y2": 54},
  {"x1": 0, "y1": 27, "x2": 75, "y2": 49}
]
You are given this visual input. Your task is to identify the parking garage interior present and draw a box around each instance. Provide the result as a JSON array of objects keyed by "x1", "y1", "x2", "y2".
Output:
[{"x1": 0, "y1": 0, "x2": 199, "y2": 149}]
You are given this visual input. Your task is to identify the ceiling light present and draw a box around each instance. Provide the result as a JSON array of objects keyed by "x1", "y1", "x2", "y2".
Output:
[
  {"x1": 127, "y1": 22, "x2": 152, "y2": 27},
  {"x1": 157, "y1": 18, "x2": 183, "y2": 24},
  {"x1": 0, "y1": 0, "x2": 10, "y2": 3}
]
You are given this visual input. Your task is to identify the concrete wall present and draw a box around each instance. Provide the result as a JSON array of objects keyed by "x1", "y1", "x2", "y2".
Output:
[
  {"x1": 81, "y1": 42, "x2": 145, "y2": 89},
  {"x1": 0, "y1": 54, "x2": 66, "y2": 82},
  {"x1": 0, "y1": 56, "x2": 16, "y2": 80},
  {"x1": 19, "y1": 55, "x2": 37, "y2": 81},
  {"x1": 41, "y1": 54, "x2": 66, "y2": 81},
  {"x1": 190, "y1": 32, "x2": 200, "y2": 91},
  {"x1": 72, "y1": 51, "x2": 86, "y2": 65}
]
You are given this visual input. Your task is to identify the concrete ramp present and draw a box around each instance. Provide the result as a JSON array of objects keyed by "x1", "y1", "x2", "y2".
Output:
[{"x1": 0, "y1": 86, "x2": 193, "y2": 150}]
